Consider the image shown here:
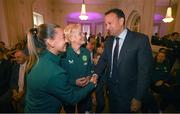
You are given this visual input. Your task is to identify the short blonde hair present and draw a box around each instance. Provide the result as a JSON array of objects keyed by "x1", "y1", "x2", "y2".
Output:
[{"x1": 64, "y1": 24, "x2": 81, "y2": 41}]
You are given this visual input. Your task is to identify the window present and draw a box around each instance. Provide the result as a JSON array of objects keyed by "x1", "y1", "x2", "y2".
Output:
[
  {"x1": 130, "y1": 16, "x2": 140, "y2": 32},
  {"x1": 82, "y1": 24, "x2": 91, "y2": 38},
  {"x1": 33, "y1": 12, "x2": 44, "y2": 27},
  {"x1": 153, "y1": 24, "x2": 159, "y2": 35},
  {"x1": 127, "y1": 10, "x2": 141, "y2": 32},
  {"x1": 96, "y1": 23, "x2": 103, "y2": 35}
]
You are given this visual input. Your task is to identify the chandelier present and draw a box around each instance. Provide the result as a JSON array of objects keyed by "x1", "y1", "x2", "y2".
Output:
[
  {"x1": 79, "y1": 0, "x2": 88, "y2": 20},
  {"x1": 162, "y1": 0, "x2": 174, "y2": 23}
]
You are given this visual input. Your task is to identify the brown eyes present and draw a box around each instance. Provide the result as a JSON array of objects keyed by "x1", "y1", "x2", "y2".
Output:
[{"x1": 105, "y1": 23, "x2": 111, "y2": 26}]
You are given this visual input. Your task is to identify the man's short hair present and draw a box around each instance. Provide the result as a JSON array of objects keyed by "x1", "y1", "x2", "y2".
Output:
[{"x1": 105, "y1": 8, "x2": 125, "y2": 19}]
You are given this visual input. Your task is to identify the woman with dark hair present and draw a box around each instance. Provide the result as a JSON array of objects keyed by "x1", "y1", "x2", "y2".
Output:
[{"x1": 25, "y1": 24, "x2": 97, "y2": 113}]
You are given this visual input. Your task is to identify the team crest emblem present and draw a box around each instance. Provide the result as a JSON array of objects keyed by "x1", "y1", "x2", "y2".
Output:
[{"x1": 82, "y1": 55, "x2": 87, "y2": 61}]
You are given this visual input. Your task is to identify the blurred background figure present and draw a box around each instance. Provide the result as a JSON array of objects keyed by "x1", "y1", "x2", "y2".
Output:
[
  {"x1": 10, "y1": 50, "x2": 28, "y2": 112},
  {"x1": 0, "y1": 48, "x2": 14, "y2": 112}
]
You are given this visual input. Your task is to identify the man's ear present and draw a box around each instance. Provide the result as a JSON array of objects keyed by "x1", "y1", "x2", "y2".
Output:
[{"x1": 119, "y1": 18, "x2": 124, "y2": 26}]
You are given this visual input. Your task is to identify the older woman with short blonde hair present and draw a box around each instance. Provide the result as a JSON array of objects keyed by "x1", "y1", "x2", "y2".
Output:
[{"x1": 62, "y1": 24, "x2": 95, "y2": 113}]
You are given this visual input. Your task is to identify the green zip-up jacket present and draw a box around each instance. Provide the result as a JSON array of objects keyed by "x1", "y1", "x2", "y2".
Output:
[
  {"x1": 61, "y1": 46, "x2": 94, "y2": 87},
  {"x1": 25, "y1": 50, "x2": 95, "y2": 113}
]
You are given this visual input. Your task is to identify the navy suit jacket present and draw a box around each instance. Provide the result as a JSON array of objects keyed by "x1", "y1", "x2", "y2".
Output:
[
  {"x1": 96, "y1": 29, "x2": 153, "y2": 106},
  {"x1": 0, "y1": 59, "x2": 12, "y2": 95},
  {"x1": 10, "y1": 64, "x2": 20, "y2": 90}
]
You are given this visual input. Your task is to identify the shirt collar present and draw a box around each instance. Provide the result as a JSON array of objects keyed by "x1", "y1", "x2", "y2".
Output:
[
  {"x1": 20, "y1": 61, "x2": 27, "y2": 67},
  {"x1": 117, "y1": 28, "x2": 127, "y2": 40},
  {"x1": 69, "y1": 45, "x2": 84, "y2": 55}
]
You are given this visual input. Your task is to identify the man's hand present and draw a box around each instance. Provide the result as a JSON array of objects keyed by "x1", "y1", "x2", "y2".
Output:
[
  {"x1": 155, "y1": 80, "x2": 164, "y2": 86},
  {"x1": 130, "y1": 98, "x2": 141, "y2": 112},
  {"x1": 12, "y1": 89, "x2": 18, "y2": 101},
  {"x1": 18, "y1": 91, "x2": 24, "y2": 98},
  {"x1": 12, "y1": 90, "x2": 24, "y2": 102}
]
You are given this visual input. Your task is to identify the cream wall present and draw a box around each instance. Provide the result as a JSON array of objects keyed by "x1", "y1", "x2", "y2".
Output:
[
  {"x1": 52, "y1": 0, "x2": 155, "y2": 37},
  {"x1": 174, "y1": 0, "x2": 180, "y2": 33},
  {"x1": 0, "y1": 0, "x2": 9, "y2": 46},
  {"x1": 52, "y1": 1, "x2": 119, "y2": 28},
  {"x1": 0, "y1": 0, "x2": 33, "y2": 48},
  {"x1": 0, "y1": 0, "x2": 179, "y2": 47},
  {"x1": 49, "y1": 1, "x2": 120, "y2": 36},
  {"x1": 119, "y1": 0, "x2": 155, "y2": 39},
  {"x1": 33, "y1": 0, "x2": 56, "y2": 24}
]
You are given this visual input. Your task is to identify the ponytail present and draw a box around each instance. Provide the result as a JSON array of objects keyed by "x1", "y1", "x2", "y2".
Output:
[
  {"x1": 25, "y1": 24, "x2": 60, "y2": 73},
  {"x1": 26, "y1": 32, "x2": 39, "y2": 73}
]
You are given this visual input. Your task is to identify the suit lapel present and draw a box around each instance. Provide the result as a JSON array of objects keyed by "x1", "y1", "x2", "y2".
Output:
[
  {"x1": 108, "y1": 36, "x2": 115, "y2": 62},
  {"x1": 118, "y1": 30, "x2": 132, "y2": 65}
]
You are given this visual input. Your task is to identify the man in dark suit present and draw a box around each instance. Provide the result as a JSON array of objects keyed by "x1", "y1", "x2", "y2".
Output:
[
  {"x1": 0, "y1": 49, "x2": 14, "y2": 112},
  {"x1": 10, "y1": 50, "x2": 28, "y2": 112},
  {"x1": 95, "y1": 8, "x2": 153, "y2": 112}
]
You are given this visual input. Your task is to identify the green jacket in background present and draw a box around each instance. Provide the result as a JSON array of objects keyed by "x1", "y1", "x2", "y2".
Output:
[{"x1": 25, "y1": 50, "x2": 95, "y2": 113}]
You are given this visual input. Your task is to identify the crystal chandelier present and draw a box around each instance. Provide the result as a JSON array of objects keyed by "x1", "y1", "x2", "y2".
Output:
[
  {"x1": 79, "y1": 0, "x2": 88, "y2": 20},
  {"x1": 162, "y1": 0, "x2": 174, "y2": 23}
]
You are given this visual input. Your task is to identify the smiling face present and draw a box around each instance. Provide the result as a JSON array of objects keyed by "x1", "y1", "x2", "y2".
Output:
[
  {"x1": 47, "y1": 28, "x2": 68, "y2": 54},
  {"x1": 105, "y1": 12, "x2": 124, "y2": 36},
  {"x1": 64, "y1": 24, "x2": 85, "y2": 46},
  {"x1": 71, "y1": 29, "x2": 85, "y2": 46},
  {"x1": 54, "y1": 28, "x2": 68, "y2": 52},
  {"x1": 14, "y1": 50, "x2": 27, "y2": 64}
]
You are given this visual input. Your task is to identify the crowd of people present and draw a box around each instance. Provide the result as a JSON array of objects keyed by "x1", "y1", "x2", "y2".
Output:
[
  {"x1": 0, "y1": 8, "x2": 180, "y2": 113},
  {"x1": 151, "y1": 32, "x2": 180, "y2": 112}
]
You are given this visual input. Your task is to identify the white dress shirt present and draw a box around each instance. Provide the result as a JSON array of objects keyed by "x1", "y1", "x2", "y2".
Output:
[
  {"x1": 110, "y1": 28, "x2": 127, "y2": 77},
  {"x1": 18, "y1": 62, "x2": 26, "y2": 92}
]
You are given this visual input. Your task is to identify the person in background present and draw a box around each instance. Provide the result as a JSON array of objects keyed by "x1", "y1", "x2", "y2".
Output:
[
  {"x1": 25, "y1": 24, "x2": 97, "y2": 113},
  {"x1": 0, "y1": 41, "x2": 8, "y2": 52},
  {"x1": 151, "y1": 52, "x2": 172, "y2": 87},
  {"x1": 0, "y1": 49, "x2": 14, "y2": 112},
  {"x1": 62, "y1": 24, "x2": 97, "y2": 113},
  {"x1": 149, "y1": 51, "x2": 171, "y2": 112},
  {"x1": 81, "y1": 32, "x2": 88, "y2": 48},
  {"x1": 95, "y1": 8, "x2": 153, "y2": 112},
  {"x1": 170, "y1": 56, "x2": 180, "y2": 111},
  {"x1": 96, "y1": 32, "x2": 105, "y2": 47},
  {"x1": 151, "y1": 51, "x2": 179, "y2": 112},
  {"x1": 10, "y1": 50, "x2": 28, "y2": 112},
  {"x1": 86, "y1": 38, "x2": 96, "y2": 63},
  {"x1": 93, "y1": 46, "x2": 107, "y2": 113},
  {"x1": 151, "y1": 33, "x2": 161, "y2": 45}
]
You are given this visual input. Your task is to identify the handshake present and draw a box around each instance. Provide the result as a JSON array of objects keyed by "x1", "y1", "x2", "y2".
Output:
[{"x1": 76, "y1": 74, "x2": 98, "y2": 87}]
